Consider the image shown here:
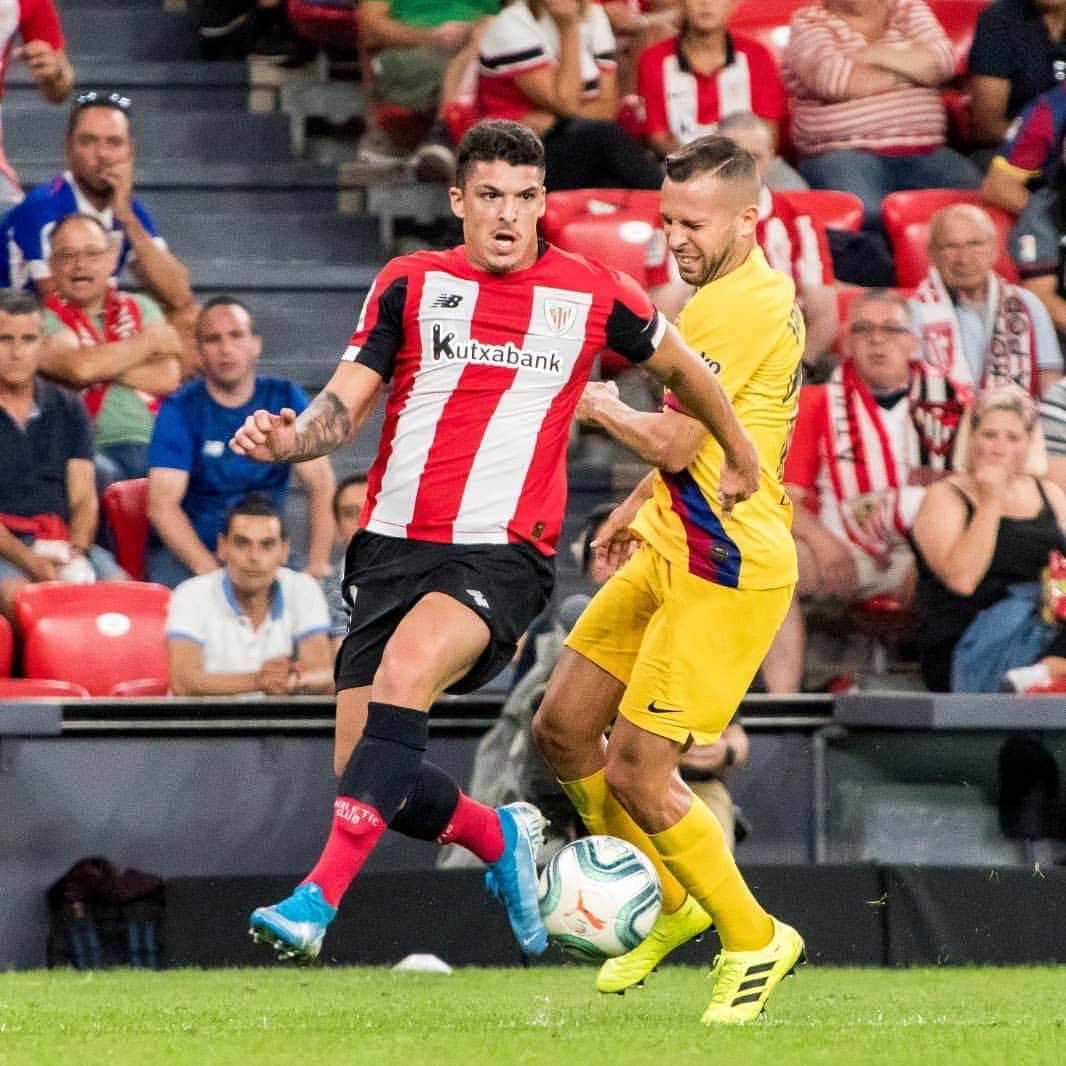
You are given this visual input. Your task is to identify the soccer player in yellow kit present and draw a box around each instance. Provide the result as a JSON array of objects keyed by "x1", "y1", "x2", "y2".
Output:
[{"x1": 533, "y1": 134, "x2": 805, "y2": 1025}]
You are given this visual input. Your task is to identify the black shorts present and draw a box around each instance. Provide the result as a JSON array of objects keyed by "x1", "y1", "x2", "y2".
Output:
[{"x1": 334, "y1": 530, "x2": 555, "y2": 695}]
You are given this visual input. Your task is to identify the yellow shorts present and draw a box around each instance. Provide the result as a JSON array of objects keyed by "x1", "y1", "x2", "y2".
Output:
[{"x1": 565, "y1": 542, "x2": 794, "y2": 745}]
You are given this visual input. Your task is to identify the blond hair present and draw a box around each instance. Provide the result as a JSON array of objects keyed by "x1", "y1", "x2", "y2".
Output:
[{"x1": 951, "y1": 385, "x2": 1048, "y2": 476}]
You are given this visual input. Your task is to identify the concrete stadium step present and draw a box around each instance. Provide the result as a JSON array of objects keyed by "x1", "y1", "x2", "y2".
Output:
[
  {"x1": 55, "y1": 7, "x2": 201, "y2": 62},
  {"x1": 197, "y1": 288, "x2": 372, "y2": 392},
  {"x1": 6, "y1": 110, "x2": 292, "y2": 165},
  {"x1": 156, "y1": 210, "x2": 385, "y2": 263},
  {"x1": 182, "y1": 257, "x2": 379, "y2": 290},
  {"x1": 5, "y1": 61, "x2": 250, "y2": 112},
  {"x1": 17, "y1": 160, "x2": 342, "y2": 191}
]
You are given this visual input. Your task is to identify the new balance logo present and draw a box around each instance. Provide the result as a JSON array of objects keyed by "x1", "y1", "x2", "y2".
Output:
[
  {"x1": 467, "y1": 588, "x2": 490, "y2": 610},
  {"x1": 432, "y1": 292, "x2": 464, "y2": 309}
]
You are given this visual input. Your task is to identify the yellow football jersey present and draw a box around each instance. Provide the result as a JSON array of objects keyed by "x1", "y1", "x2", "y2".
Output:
[{"x1": 630, "y1": 246, "x2": 802, "y2": 590}]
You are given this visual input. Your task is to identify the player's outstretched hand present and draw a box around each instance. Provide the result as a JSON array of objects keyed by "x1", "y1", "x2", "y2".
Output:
[{"x1": 230, "y1": 407, "x2": 298, "y2": 463}]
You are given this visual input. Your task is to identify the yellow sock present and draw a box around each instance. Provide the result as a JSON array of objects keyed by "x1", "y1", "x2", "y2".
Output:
[
  {"x1": 561, "y1": 769, "x2": 688, "y2": 914},
  {"x1": 650, "y1": 797, "x2": 773, "y2": 951}
]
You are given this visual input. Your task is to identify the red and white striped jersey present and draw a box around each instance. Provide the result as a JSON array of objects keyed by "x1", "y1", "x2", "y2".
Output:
[{"x1": 342, "y1": 242, "x2": 666, "y2": 554}]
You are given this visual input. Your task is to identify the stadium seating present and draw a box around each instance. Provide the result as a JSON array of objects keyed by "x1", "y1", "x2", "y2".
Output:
[
  {"x1": 288, "y1": 0, "x2": 359, "y2": 57},
  {"x1": 881, "y1": 189, "x2": 1018, "y2": 288},
  {"x1": 728, "y1": 0, "x2": 807, "y2": 63},
  {"x1": 776, "y1": 190, "x2": 864, "y2": 232},
  {"x1": 16, "y1": 582, "x2": 170, "y2": 697},
  {"x1": 541, "y1": 189, "x2": 662, "y2": 243},
  {"x1": 0, "y1": 615, "x2": 12, "y2": 677},
  {"x1": 109, "y1": 677, "x2": 169, "y2": 698},
  {"x1": 0, "y1": 678, "x2": 91, "y2": 698},
  {"x1": 103, "y1": 479, "x2": 150, "y2": 582}
]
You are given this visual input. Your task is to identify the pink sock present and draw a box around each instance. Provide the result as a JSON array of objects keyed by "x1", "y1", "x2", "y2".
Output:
[
  {"x1": 303, "y1": 798, "x2": 388, "y2": 906},
  {"x1": 437, "y1": 792, "x2": 505, "y2": 863}
]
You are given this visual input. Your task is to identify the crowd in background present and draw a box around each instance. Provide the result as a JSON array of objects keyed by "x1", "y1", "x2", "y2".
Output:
[{"x1": 7, "y1": 0, "x2": 1066, "y2": 719}]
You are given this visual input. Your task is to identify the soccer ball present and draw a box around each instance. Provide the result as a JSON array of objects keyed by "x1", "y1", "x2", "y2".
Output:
[{"x1": 537, "y1": 836, "x2": 662, "y2": 960}]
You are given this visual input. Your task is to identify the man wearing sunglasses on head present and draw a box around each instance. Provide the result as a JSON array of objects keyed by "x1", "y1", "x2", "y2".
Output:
[
  {"x1": 760, "y1": 289, "x2": 970, "y2": 693},
  {"x1": 1, "y1": 91, "x2": 197, "y2": 368}
]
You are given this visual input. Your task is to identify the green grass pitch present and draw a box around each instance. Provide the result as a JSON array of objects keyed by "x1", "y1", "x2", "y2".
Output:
[{"x1": 2, "y1": 966, "x2": 1065, "y2": 1065}]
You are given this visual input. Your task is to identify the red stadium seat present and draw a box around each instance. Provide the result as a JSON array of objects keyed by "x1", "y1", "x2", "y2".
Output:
[
  {"x1": 881, "y1": 189, "x2": 1018, "y2": 288},
  {"x1": 103, "y1": 478, "x2": 149, "y2": 581},
  {"x1": 0, "y1": 678, "x2": 91, "y2": 698},
  {"x1": 0, "y1": 615, "x2": 12, "y2": 677},
  {"x1": 728, "y1": 0, "x2": 808, "y2": 64},
  {"x1": 109, "y1": 677, "x2": 169, "y2": 698},
  {"x1": 16, "y1": 582, "x2": 170, "y2": 697},
  {"x1": 928, "y1": 0, "x2": 987, "y2": 76},
  {"x1": 541, "y1": 189, "x2": 662, "y2": 243},
  {"x1": 776, "y1": 189, "x2": 864, "y2": 232},
  {"x1": 286, "y1": 0, "x2": 358, "y2": 57}
]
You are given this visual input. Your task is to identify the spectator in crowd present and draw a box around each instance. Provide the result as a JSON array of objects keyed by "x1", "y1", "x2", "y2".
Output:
[
  {"x1": 0, "y1": 0, "x2": 74, "y2": 208},
  {"x1": 2, "y1": 91, "x2": 198, "y2": 357},
  {"x1": 911, "y1": 203, "x2": 1063, "y2": 397},
  {"x1": 719, "y1": 111, "x2": 838, "y2": 373},
  {"x1": 635, "y1": 0, "x2": 805, "y2": 190},
  {"x1": 760, "y1": 290, "x2": 967, "y2": 693},
  {"x1": 476, "y1": 0, "x2": 663, "y2": 190},
  {"x1": 782, "y1": 0, "x2": 981, "y2": 228},
  {"x1": 967, "y1": 0, "x2": 1066, "y2": 151},
  {"x1": 980, "y1": 81, "x2": 1066, "y2": 339},
  {"x1": 38, "y1": 213, "x2": 184, "y2": 482},
  {"x1": 166, "y1": 494, "x2": 334, "y2": 696},
  {"x1": 146, "y1": 297, "x2": 335, "y2": 589},
  {"x1": 356, "y1": 0, "x2": 499, "y2": 164},
  {"x1": 0, "y1": 289, "x2": 124, "y2": 622},
  {"x1": 323, "y1": 472, "x2": 369, "y2": 649},
  {"x1": 911, "y1": 385, "x2": 1066, "y2": 693}
]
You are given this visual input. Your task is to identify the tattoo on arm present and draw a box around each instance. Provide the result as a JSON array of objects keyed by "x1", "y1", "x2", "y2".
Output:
[{"x1": 289, "y1": 390, "x2": 352, "y2": 461}]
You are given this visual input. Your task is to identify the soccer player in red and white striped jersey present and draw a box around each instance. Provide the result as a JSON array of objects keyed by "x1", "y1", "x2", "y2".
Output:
[{"x1": 233, "y1": 119, "x2": 760, "y2": 965}]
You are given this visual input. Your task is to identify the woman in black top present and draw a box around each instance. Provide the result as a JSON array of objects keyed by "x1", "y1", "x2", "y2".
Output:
[{"x1": 912, "y1": 386, "x2": 1066, "y2": 692}]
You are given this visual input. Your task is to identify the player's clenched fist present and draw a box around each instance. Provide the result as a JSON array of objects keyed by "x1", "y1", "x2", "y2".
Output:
[{"x1": 230, "y1": 407, "x2": 298, "y2": 463}]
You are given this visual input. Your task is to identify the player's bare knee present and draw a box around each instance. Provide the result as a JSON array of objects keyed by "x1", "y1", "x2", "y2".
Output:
[{"x1": 604, "y1": 759, "x2": 656, "y2": 824}]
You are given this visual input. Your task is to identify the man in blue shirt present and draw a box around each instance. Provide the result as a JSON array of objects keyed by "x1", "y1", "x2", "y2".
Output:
[
  {"x1": 1, "y1": 92, "x2": 197, "y2": 364},
  {"x1": 146, "y1": 296, "x2": 335, "y2": 588}
]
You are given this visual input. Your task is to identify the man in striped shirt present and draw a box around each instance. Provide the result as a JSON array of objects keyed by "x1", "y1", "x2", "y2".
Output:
[
  {"x1": 231, "y1": 119, "x2": 760, "y2": 966},
  {"x1": 782, "y1": 0, "x2": 980, "y2": 227}
]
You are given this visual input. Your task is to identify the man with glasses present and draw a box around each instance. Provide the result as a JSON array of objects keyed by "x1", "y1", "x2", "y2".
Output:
[
  {"x1": 760, "y1": 289, "x2": 968, "y2": 692},
  {"x1": 912, "y1": 203, "x2": 1061, "y2": 398},
  {"x1": 1, "y1": 90, "x2": 196, "y2": 356},
  {"x1": 38, "y1": 213, "x2": 184, "y2": 481}
]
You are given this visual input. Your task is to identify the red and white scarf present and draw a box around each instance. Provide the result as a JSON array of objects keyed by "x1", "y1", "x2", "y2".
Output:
[
  {"x1": 822, "y1": 359, "x2": 969, "y2": 558},
  {"x1": 913, "y1": 267, "x2": 1039, "y2": 395},
  {"x1": 45, "y1": 288, "x2": 157, "y2": 421}
]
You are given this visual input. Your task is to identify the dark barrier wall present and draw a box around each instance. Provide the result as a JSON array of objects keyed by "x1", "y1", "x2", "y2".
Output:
[{"x1": 165, "y1": 865, "x2": 1066, "y2": 969}]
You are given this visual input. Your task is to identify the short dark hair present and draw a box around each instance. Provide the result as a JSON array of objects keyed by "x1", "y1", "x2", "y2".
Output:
[
  {"x1": 455, "y1": 119, "x2": 545, "y2": 188},
  {"x1": 222, "y1": 493, "x2": 287, "y2": 539},
  {"x1": 50, "y1": 212, "x2": 112, "y2": 246},
  {"x1": 67, "y1": 90, "x2": 132, "y2": 139},
  {"x1": 664, "y1": 134, "x2": 759, "y2": 188},
  {"x1": 0, "y1": 289, "x2": 42, "y2": 317},
  {"x1": 198, "y1": 296, "x2": 256, "y2": 336},
  {"x1": 332, "y1": 472, "x2": 369, "y2": 521}
]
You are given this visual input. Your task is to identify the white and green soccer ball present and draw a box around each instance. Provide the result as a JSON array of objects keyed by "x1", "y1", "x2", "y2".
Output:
[{"x1": 537, "y1": 835, "x2": 662, "y2": 959}]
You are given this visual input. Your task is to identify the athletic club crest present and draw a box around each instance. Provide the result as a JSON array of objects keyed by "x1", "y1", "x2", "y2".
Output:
[
  {"x1": 543, "y1": 298, "x2": 579, "y2": 335},
  {"x1": 923, "y1": 322, "x2": 953, "y2": 374}
]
